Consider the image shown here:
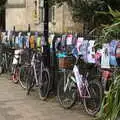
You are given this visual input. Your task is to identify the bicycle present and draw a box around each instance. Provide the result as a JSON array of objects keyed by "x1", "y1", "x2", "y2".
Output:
[
  {"x1": 26, "y1": 49, "x2": 50, "y2": 100},
  {"x1": 0, "y1": 44, "x2": 9, "y2": 74},
  {"x1": 11, "y1": 48, "x2": 30, "y2": 89},
  {"x1": 11, "y1": 49, "x2": 24, "y2": 84},
  {"x1": 19, "y1": 63, "x2": 30, "y2": 89},
  {"x1": 57, "y1": 54, "x2": 103, "y2": 116},
  {"x1": 19, "y1": 48, "x2": 32, "y2": 89},
  {"x1": 6, "y1": 48, "x2": 15, "y2": 73}
]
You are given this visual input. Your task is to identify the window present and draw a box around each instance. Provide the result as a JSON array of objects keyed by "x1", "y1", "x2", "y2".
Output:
[
  {"x1": 49, "y1": 6, "x2": 55, "y2": 22},
  {"x1": 40, "y1": 7, "x2": 44, "y2": 22},
  {"x1": 40, "y1": 6, "x2": 55, "y2": 23}
]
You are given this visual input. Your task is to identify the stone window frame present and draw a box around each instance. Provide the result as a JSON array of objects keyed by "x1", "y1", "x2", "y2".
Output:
[{"x1": 6, "y1": 0, "x2": 26, "y2": 8}]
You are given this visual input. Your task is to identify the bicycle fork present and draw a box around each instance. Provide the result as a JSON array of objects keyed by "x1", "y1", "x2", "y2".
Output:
[{"x1": 31, "y1": 54, "x2": 39, "y2": 86}]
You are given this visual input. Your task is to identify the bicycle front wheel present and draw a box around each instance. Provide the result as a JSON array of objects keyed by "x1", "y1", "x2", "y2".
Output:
[
  {"x1": 7, "y1": 56, "x2": 13, "y2": 73},
  {"x1": 19, "y1": 66, "x2": 28, "y2": 89},
  {"x1": 38, "y1": 68, "x2": 50, "y2": 100},
  {"x1": 12, "y1": 65, "x2": 19, "y2": 84},
  {"x1": 0, "y1": 65, "x2": 3, "y2": 74},
  {"x1": 26, "y1": 67, "x2": 35, "y2": 95},
  {"x1": 57, "y1": 71, "x2": 77, "y2": 109},
  {"x1": 83, "y1": 79, "x2": 103, "y2": 116}
]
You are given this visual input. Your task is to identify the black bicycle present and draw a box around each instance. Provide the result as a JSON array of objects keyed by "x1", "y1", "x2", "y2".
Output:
[
  {"x1": 6, "y1": 48, "x2": 15, "y2": 73},
  {"x1": 0, "y1": 44, "x2": 9, "y2": 74},
  {"x1": 19, "y1": 49, "x2": 32, "y2": 89}
]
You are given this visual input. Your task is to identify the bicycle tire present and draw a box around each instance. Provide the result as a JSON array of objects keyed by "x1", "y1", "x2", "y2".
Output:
[
  {"x1": 7, "y1": 56, "x2": 13, "y2": 73},
  {"x1": 57, "y1": 71, "x2": 77, "y2": 109},
  {"x1": 38, "y1": 68, "x2": 50, "y2": 100},
  {"x1": 83, "y1": 79, "x2": 103, "y2": 116},
  {"x1": 12, "y1": 65, "x2": 19, "y2": 84},
  {"x1": 26, "y1": 67, "x2": 35, "y2": 95},
  {"x1": 2, "y1": 59, "x2": 7, "y2": 73},
  {"x1": 0, "y1": 65, "x2": 3, "y2": 74},
  {"x1": 19, "y1": 66, "x2": 28, "y2": 89},
  {"x1": 0, "y1": 53, "x2": 4, "y2": 74}
]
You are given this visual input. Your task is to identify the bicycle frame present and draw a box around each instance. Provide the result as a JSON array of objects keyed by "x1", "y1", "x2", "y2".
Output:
[
  {"x1": 31, "y1": 52, "x2": 44, "y2": 86},
  {"x1": 63, "y1": 57, "x2": 91, "y2": 98},
  {"x1": 73, "y1": 65, "x2": 91, "y2": 98}
]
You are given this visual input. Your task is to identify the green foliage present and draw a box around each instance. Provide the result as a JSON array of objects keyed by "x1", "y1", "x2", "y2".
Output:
[
  {"x1": 97, "y1": 69, "x2": 120, "y2": 120},
  {"x1": 96, "y1": 8, "x2": 120, "y2": 120},
  {"x1": 96, "y1": 7, "x2": 120, "y2": 46},
  {"x1": 51, "y1": 0, "x2": 120, "y2": 32}
]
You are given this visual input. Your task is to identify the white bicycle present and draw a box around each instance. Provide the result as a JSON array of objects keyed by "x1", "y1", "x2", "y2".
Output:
[{"x1": 57, "y1": 54, "x2": 103, "y2": 116}]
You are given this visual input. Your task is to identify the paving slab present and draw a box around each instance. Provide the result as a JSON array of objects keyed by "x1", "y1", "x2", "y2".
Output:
[{"x1": 0, "y1": 74, "x2": 93, "y2": 120}]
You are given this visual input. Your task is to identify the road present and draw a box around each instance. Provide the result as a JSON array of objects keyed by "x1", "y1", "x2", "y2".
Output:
[{"x1": 0, "y1": 74, "x2": 92, "y2": 120}]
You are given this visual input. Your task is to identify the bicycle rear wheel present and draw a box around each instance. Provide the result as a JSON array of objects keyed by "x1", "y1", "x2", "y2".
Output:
[
  {"x1": 57, "y1": 71, "x2": 77, "y2": 109},
  {"x1": 83, "y1": 79, "x2": 103, "y2": 116},
  {"x1": 26, "y1": 67, "x2": 35, "y2": 95},
  {"x1": 19, "y1": 66, "x2": 28, "y2": 89},
  {"x1": 0, "y1": 65, "x2": 2, "y2": 74},
  {"x1": 12, "y1": 65, "x2": 20, "y2": 84},
  {"x1": 38, "y1": 68, "x2": 50, "y2": 100},
  {"x1": 7, "y1": 55, "x2": 13, "y2": 73}
]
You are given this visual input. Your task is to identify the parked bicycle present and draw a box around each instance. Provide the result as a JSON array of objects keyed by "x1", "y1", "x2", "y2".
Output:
[
  {"x1": 0, "y1": 44, "x2": 14, "y2": 74},
  {"x1": 26, "y1": 49, "x2": 50, "y2": 100},
  {"x1": 6, "y1": 48, "x2": 15, "y2": 73},
  {"x1": 57, "y1": 52, "x2": 103, "y2": 116},
  {"x1": 11, "y1": 49, "x2": 25, "y2": 86},
  {"x1": 19, "y1": 49, "x2": 32, "y2": 89}
]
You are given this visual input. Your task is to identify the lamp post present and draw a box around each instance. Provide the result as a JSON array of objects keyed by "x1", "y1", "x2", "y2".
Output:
[
  {"x1": 40, "y1": 0, "x2": 50, "y2": 66},
  {"x1": 44, "y1": 0, "x2": 49, "y2": 45}
]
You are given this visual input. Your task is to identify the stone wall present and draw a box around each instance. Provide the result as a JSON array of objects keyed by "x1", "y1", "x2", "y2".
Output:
[
  {"x1": 6, "y1": 8, "x2": 27, "y2": 31},
  {"x1": 6, "y1": 0, "x2": 83, "y2": 33}
]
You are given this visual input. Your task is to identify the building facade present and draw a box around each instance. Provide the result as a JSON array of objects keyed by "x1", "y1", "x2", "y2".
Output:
[{"x1": 6, "y1": 0, "x2": 83, "y2": 33}]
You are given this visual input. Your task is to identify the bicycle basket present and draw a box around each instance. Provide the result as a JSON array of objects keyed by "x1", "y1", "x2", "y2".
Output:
[{"x1": 58, "y1": 56, "x2": 74, "y2": 69}]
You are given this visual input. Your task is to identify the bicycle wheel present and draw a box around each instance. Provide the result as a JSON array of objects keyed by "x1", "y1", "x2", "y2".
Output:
[
  {"x1": 57, "y1": 71, "x2": 77, "y2": 109},
  {"x1": 0, "y1": 56, "x2": 3, "y2": 74},
  {"x1": 12, "y1": 65, "x2": 20, "y2": 84},
  {"x1": 38, "y1": 68, "x2": 50, "y2": 100},
  {"x1": 26, "y1": 67, "x2": 35, "y2": 95},
  {"x1": 0, "y1": 65, "x2": 2, "y2": 74},
  {"x1": 19, "y1": 66, "x2": 28, "y2": 89},
  {"x1": 83, "y1": 79, "x2": 103, "y2": 116},
  {"x1": 7, "y1": 55, "x2": 13, "y2": 73},
  {"x1": 2, "y1": 55, "x2": 7, "y2": 73}
]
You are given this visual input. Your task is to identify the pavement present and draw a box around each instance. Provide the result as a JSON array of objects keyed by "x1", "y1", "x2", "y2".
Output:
[{"x1": 0, "y1": 74, "x2": 93, "y2": 120}]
